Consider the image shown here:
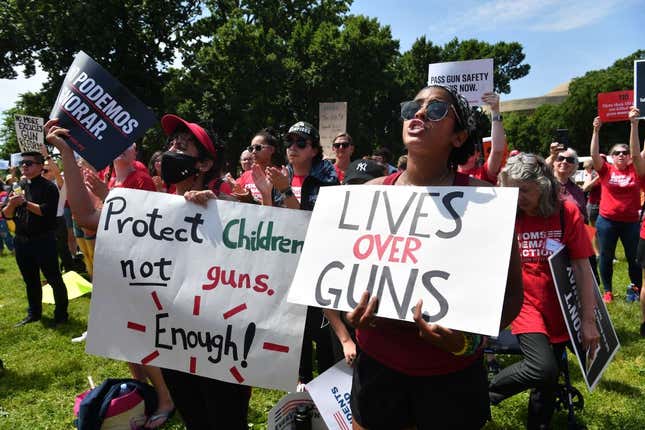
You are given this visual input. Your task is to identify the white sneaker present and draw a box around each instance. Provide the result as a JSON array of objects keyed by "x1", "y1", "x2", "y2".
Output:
[{"x1": 72, "y1": 331, "x2": 88, "y2": 343}]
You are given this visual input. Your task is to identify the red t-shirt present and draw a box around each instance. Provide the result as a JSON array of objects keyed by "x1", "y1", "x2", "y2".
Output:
[
  {"x1": 461, "y1": 163, "x2": 497, "y2": 185},
  {"x1": 356, "y1": 171, "x2": 482, "y2": 376},
  {"x1": 291, "y1": 175, "x2": 305, "y2": 203},
  {"x1": 512, "y1": 201, "x2": 594, "y2": 343},
  {"x1": 334, "y1": 164, "x2": 345, "y2": 183},
  {"x1": 598, "y1": 162, "x2": 643, "y2": 222},
  {"x1": 108, "y1": 169, "x2": 156, "y2": 192},
  {"x1": 236, "y1": 170, "x2": 263, "y2": 202}
]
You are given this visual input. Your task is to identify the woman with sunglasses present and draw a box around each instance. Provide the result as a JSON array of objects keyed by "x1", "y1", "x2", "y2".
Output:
[
  {"x1": 591, "y1": 116, "x2": 644, "y2": 303},
  {"x1": 344, "y1": 85, "x2": 524, "y2": 430},
  {"x1": 45, "y1": 115, "x2": 250, "y2": 429},
  {"x1": 552, "y1": 148, "x2": 588, "y2": 222},
  {"x1": 332, "y1": 132, "x2": 354, "y2": 182},
  {"x1": 233, "y1": 128, "x2": 278, "y2": 204},
  {"x1": 489, "y1": 153, "x2": 599, "y2": 430}
]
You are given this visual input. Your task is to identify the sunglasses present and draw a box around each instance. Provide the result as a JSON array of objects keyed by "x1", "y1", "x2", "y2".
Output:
[
  {"x1": 287, "y1": 139, "x2": 309, "y2": 149},
  {"x1": 247, "y1": 144, "x2": 270, "y2": 152},
  {"x1": 333, "y1": 142, "x2": 351, "y2": 149},
  {"x1": 556, "y1": 155, "x2": 576, "y2": 164},
  {"x1": 19, "y1": 160, "x2": 41, "y2": 167},
  {"x1": 400, "y1": 100, "x2": 463, "y2": 126},
  {"x1": 612, "y1": 150, "x2": 629, "y2": 156}
]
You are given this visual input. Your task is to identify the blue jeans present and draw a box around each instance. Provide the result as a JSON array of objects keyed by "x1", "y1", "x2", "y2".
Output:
[
  {"x1": 595, "y1": 215, "x2": 641, "y2": 292},
  {"x1": 0, "y1": 219, "x2": 14, "y2": 251}
]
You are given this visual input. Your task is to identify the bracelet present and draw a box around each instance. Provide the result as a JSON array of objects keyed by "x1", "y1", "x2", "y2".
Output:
[
  {"x1": 280, "y1": 187, "x2": 294, "y2": 199},
  {"x1": 452, "y1": 333, "x2": 483, "y2": 357}
]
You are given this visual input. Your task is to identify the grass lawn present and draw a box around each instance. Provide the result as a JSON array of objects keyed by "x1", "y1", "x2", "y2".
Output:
[{"x1": 0, "y1": 246, "x2": 644, "y2": 429}]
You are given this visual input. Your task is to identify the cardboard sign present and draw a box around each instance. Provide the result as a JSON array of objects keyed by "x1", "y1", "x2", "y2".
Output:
[
  {"x1": 14, "y1": 115, "x2": 44, "y2": 152},
  {"x1": 549, "y1": 246, "x2": 620, "y2": 392},
  {"x1": 597, "y1": 91, "x2": 633, "y2": 122},
  {"x1": 427, "y1": 59, "x2": 494, "y2": 106},
  {"x1": 288, "y1": 185, "x2": 518, "y2": 336},
  {"x1": 267, "y1": 392, "x2": 326, "y2": 430},
  {"x1": 319, "y1": 102, "x2": 348, "y2": 158},
  {"x1": 50, "y1": 51, "x2": 157, "y2": 170},
  {"x1": 306, "y1": 360, "x2": 353, "y2": 430},
  {"x1": 86, "y1": 189, "x2": 309, "y2": 391},
  {"x1": 43, "y1": 270, "x2": 92, "y2": 304},
  {"x1": 10, "y1": 153, "x2": 21, "y2": 168},
  {"x1": 635, "y1": 60, "x2": 645, "y2": 119}
]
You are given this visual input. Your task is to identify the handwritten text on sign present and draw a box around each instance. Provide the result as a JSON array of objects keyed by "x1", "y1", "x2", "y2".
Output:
[
  {"x1": 14, "y1": 115, "x2": 44, "y2": 153},
  {"x1": 288, "y1": 186, "x2": 518, "y2": 336},
  {"x1": 427, "y1": 59, "x2": 494, "y2": 107},
  {"x1": 86, "y1": 189, "x2": 309, "y2": 391}
]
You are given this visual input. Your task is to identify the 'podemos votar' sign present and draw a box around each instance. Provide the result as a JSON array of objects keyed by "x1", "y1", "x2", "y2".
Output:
[{"x1": 288, "y1": 185, "x2": 518, "y2": 336}]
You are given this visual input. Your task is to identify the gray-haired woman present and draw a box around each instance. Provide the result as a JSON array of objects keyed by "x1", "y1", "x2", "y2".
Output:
[{"x1": 489, "y1": 153, "x2": 599, "y2": 429}]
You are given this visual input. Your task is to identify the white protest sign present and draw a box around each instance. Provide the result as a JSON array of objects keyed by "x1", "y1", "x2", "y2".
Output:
[
  {"x1": 86, "y1": 188, "x2": 309, "y2": 391},
  {"x1": 10, "y1": 153, "x2": 22, "y2": 167},
  {"x1": 319, "y1": 102, "x2": 348, "y2": 158},
  {"x1": 306, "y1": 360, "x2": 353, "y2": 430},
  {"x1": 427, "y1": 59, "x2": 494, "y2": 106},
  {"x1": 0, "y1": 160, "x2": 8, "y2": 170},
  {"x1": 288, "y1": 185, "x2": 518, "y2": 336},
  {"x1": 267, "y1": 392, "x2": 327, "y2": 430},
  {"x1": 14, "y1": 115, "x2": 44, "y2": 153}
]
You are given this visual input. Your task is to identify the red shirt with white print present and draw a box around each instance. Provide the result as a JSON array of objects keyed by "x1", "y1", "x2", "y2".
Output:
[
  {"x1": 291, "y1": 175, "x2": 305, "y2": 203},
  {"x1": 512, "y1": 200, "x2": 594, "y2": 343},
  {"x1": 237, "y1": 169, "x2": 262, "y2": 202},
  {"x1": 598, "y1": 162, "x2": 643, "y2": 223}
]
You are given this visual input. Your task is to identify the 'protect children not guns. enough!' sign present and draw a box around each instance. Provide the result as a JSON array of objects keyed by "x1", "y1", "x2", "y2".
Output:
[{"x1": 50, "y1": 51, "x2": 156, "y2": 170}]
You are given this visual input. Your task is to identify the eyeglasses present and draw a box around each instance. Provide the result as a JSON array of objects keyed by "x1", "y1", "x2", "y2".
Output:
[
  {"x1": 333, "y1": 142, "x2": 352, "y2": 149},
  {"x1": 286, "y1": 139, "x2": 309, "y2": 149},
  {"x1": 556, "y1": 155, "x2": 576, "y2": 164},
  {"x1": 19, "y1": 160, "x2": 41, "y2": 167},
  {"x1": 612, "y1": 150, "x2": 629, "y2": 156},
  {"x1": 400, "y1": 100, "x2": 463, "y2": 126},
  {"x1": 247, "y1": 144, "x2": 270, "y2": 152}
]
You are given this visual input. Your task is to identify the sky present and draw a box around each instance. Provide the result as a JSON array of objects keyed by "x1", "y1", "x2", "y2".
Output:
[{"x1": 0, "y1": 0, "x2": 643, "y2": 117}]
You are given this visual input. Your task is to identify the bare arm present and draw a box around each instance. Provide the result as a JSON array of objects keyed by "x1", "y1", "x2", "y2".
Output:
[
  {"x1": 629, "y1": 107, "x2": 645, "y2": 177},
  {"x1": 323, "y1": 309, "x2": 357, "y2": 365},
  {"x1": 482, "y1": 93, "x2": 505, "y2": 179},
  {"x1": 581, "y1": 174, "x2": 600, "y2": 193},
  {"x1": 500, "y1": 237, "x2": 524, "y2": 328},
  {"x1": 571, "y1": 258, "x2": 600, "y2": 353},
  {"x1": 590, "y1": 117, "x2": 604, "y2": 171},
  {"x1": 45, "y1": 120, "x2": 101, "y2": 230}
]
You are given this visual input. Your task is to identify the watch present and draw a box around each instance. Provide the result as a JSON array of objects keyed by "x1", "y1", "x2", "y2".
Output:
[
  {"x1": 491, "y1": 113, "x2": 503, "y2": 122},
  {"x1": 280, "y1": 187, "x2": 294, "y2": 198}
]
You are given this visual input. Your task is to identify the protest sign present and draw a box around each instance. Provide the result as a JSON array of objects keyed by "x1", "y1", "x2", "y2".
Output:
[
  {"x1": 50, "y1": 51, "x2": 157, "y2": 170},
  {"x1": 43, "y1": 271, "x2": 92, "y2": 304},
  {"x1": 10, "y1": 153, "x2": 22, "y2": 168},
  {"x1": 597, "y1": 90, "x2": 633, "y2": 122},
  {"x1": 288, "y1": 185, "x2": 518, "y2": 336},
  {"x1": 306, "y1": 360, "x2": 353, "y2": 430},
  {"x1": 319, "y1": 102, "x2": 348, "y2": 158},
  {"x1": 481, "y1": 136, "x2": 509, "y2": 168},
  {"x1": 86, "y1": 189, "x2": 309, "y2": 391},
  {"x1": 427, "y1": 59, "x2": 494, "y2": 106},
  {"x1": 0, "y1": 160, "x2": 8, "y2": 170},
  {"x1": 14, "y1": 115, "x2": 44, "y2": 153},
  {"x1": 267, "y1": 392, "x2": 326, "y2": 430},
  {"x1": 635, "y1": 60, "x2": 645, "y2": 119},
  {"x1": 549, "y1": 246, "x2": 620, "y2": 391}
]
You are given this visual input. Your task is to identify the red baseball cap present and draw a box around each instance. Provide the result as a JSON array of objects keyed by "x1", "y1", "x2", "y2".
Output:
[{"x1": 161, "y1": 114, "x2": 216, "y2": 158}]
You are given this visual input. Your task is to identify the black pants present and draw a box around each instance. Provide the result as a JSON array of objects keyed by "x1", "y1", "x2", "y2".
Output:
[
  {"x1": 14, "y1": 233, "x2": 68, "y2": 321},
  {"x1": 299, "y1": 306, "x2": 334, "y2": 383},
  {"x1": 55, "y1": 216, "x2": 75, "y2": 271},
  {"x1": 489, "y1": 333, "x2": 566, "y2": 430},
  {"x1": 161, "y1": 368, "x2": 250, "y2": 429}
]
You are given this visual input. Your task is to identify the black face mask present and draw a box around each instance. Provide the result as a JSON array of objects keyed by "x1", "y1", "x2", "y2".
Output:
[{"x1": 160, "y1": 151, "x2": 199, "y2": 184}]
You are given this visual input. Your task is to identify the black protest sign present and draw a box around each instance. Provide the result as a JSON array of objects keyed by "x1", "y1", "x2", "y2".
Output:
[
  {"x1": 549, "y1": 246, "x2": 620, "y2": 392},
  {"x1": 49, "y1": 51, "x2": 157, "y2": 170},
  {"x1": 635, "y1": 60, "x2": 645, "y2": 119}
]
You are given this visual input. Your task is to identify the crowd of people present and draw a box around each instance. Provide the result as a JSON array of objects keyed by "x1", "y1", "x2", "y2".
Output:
[{"x1": 0, "y1": 86, "x2": 643, "y2": 429}]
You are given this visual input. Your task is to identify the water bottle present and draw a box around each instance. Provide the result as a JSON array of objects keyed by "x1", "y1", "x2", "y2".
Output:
[
  {"x1": 12, "y1": 182, "x2": 23, "y2": 196},
  {"x1": 294, "y1": 404, "x2": 311, "y2": 430}
]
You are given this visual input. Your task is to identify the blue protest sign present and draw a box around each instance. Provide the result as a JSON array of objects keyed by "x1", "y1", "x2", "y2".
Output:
[
  {"x1": 50, "y1": 51, "x2": 157, "y2": 170},
  {"x1": 635, "y1": 60, "x2": 645, "y2": 119}
]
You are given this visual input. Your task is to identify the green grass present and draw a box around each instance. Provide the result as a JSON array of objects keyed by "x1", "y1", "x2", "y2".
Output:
[{"x1": 0, "y1": 246, "x2": 644, "y2": 429}]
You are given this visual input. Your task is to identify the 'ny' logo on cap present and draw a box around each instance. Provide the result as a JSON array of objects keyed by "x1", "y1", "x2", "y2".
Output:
[{"x1": 356, "y1": 162, "x2": 367, "y2": 172}]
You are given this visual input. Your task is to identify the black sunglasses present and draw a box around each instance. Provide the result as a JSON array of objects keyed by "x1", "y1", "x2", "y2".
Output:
[
  {"x1": 19, "y1": 160, "x2": 41, "y2": 167},
  {"x1": 247, "y1": 144, "x2": 266, "y2": 152},
  {"x1": 333, "y1": 142, "x2": 352, "y2": 149},
  {"x1": 556, "y1": 155, "x2": 576, "y2": 164},
  {"x1": 287, "y1": 139, "x2": 309, "y2": 149},
  {"x1": 400, "y1": 100, "x2": 462, "y2": 126},
  {"x1": 612, "y1": 150, "x2": 629, "y2": 156}
]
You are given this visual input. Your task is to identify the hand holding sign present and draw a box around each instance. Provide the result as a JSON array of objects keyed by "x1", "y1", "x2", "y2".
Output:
[
  {"x1": 593, "y1": 116, "x2": 602, "y2": 132},
  {"x1": 629, "y1": 106, "x2": 641, "y2": 124},
  {"x1": 45, "y1": 119, "x2": 74, "y2": 156},
  {"x1": 413, "y1": 298, "x2": 466, "y2": 354},
  {"x1": 345, "y1": 291, "x2": 379, "y2": 329}
]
